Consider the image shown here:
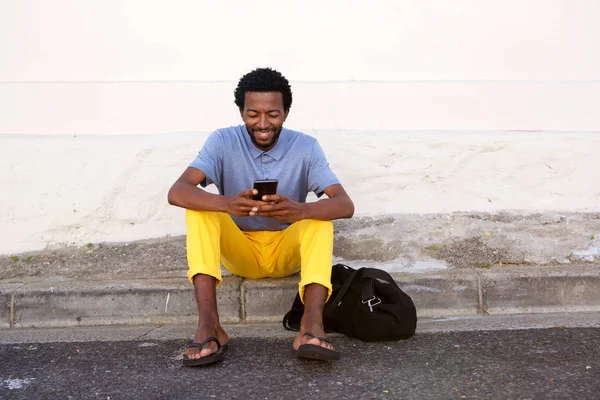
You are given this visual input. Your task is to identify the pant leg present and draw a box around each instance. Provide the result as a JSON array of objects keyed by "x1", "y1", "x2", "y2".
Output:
[
  {"x1": 266, "y1": 219, "x2": 334, "y2": 303},
  {"x1": 185, "y1": 210, "x2": 267, "y2": 285}
]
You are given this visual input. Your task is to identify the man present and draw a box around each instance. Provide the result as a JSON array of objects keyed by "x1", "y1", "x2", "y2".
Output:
[{"x1": 168, "y1": 67, "x2": 354, "y2": 366}]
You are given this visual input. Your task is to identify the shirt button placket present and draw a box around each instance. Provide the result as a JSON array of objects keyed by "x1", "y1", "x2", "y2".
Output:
[{"x1": 262, "y1": 154, "x2": 268, "y2": 178}]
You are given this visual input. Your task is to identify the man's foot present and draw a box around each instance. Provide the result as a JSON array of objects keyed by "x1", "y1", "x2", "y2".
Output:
[
  {"x1": 294, "y1": 332, "x2": 340, "y2": 361},
  {"x1": 293, "y1": 321, "x2": 339, "y2": 361},
  {"x1": 183, "y1": 336, "x2": 228, "y2": 367},
  {"x1": 293, "y1": 326, "x2": 334, "y2": 351},
  {"x1": 292, "y1": 283, "x2": 339, "y2": 360},
  {"x1": 183, "y1": 323, "x2": 229, "y2": 367}
]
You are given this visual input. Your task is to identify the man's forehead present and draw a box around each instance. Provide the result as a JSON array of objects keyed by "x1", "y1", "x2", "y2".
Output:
[{"x1": 244, "y1": 92, "x2": 284, "y2": 109}]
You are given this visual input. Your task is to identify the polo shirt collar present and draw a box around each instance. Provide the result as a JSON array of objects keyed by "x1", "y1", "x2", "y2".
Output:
[{"x1": 243, "y1": 125, "x2": 289, "y2": 161}]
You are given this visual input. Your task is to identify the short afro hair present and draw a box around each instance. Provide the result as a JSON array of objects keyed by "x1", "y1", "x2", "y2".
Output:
[{"x1": 234, "y1": 67, "x2": 293, "y2": 112}]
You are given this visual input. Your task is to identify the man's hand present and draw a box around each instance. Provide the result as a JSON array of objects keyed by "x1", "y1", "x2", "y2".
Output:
[
  {"x1": 249, "y1": 194, "x2": 308, "y2": 223},
  {"x1": 227, "y1": 189, "x2": 269, "y2": 217}
]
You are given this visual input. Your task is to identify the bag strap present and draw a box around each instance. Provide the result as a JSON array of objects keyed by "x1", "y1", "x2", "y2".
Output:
[
  {"x1": 332, "y1": 267, "x2": 363, "y2": 306},
  {"x1": 360, "y1": 268, "x2": 396, "y2": 283},
  {"x1": 333, "y1": 267, "x2": 396, "y2": 304},
  {"x1": 323, "y1": 267, "x2": 363, "y2": 324},
  {"x1": 282, "y1": 309, "x2": 299, "y2": 331},
  {"x1": 333, "y1": 268, "x2": 400, "y2": 316},
  {"x1": 282, "y1": 292, "x2": 305, "y2": 331},
  {"x1": 283, "y1": 264, "x2": 357, "y2": 331},
  {"x1": 358, "y1": 268, "x2": 398, "y2": 310}
]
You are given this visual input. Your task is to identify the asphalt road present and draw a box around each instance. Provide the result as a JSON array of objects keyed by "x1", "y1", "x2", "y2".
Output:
[{"x1": 1, "y1": 326, "x2": 599, "y2": 400}]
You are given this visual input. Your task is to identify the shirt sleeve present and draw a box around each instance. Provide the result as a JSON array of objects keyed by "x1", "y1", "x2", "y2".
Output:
[
  {"x1": 307, "y1": 139, "x2": 340, "y2": 197},
  {"x1": 188, "y1": 130, "x2": 223, "y2": 188}
]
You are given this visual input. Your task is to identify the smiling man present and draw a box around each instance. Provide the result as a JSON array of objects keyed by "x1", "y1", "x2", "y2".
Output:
[{"x1": 168, "y1": 67, "x2": 354, "y2": 366}]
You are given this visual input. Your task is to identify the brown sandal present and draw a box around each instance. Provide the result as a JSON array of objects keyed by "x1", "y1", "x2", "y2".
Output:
[
  {"x1": 296, "y1": 332, "x2": 340, "y2": 361},
  {"x1": 182, "y1": 336, "x2": 228, "y2": 367}
]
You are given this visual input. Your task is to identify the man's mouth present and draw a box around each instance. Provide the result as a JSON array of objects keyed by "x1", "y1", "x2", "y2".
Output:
[{"x1": 254, "y1": 130, "x2": 273, "y2": 140}]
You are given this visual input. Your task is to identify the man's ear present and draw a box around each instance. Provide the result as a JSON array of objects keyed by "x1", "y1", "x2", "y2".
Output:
[
  {"x1": 239, "y1": 108, "x2": 244, "y2": 119},
  {"x1": 283, "y1": 109, "x2": 290, "y2": 121}
]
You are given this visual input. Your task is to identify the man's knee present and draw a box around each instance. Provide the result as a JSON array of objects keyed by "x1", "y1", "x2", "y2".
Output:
[
  {"x1": 185, "y1": 210, "x2": 226, "y2": 233},
  {"x1": 299, "y1": 219, "x2": 334, "y2": 235},
  {"x1": 186, "y1": 209, "x2": 220, "y2": 220}
]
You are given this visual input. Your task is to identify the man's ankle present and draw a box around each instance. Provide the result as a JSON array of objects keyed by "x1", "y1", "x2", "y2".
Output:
[{"x1": 197, "y1": 314, "x2": 220, "y2": 326}]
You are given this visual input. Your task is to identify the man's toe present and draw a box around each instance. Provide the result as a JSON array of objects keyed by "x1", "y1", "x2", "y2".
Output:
[
  {"x1": 304, "y1": 335, "x2": 335, "y2": 351},
  {"x1": 185, "y1": 341, "x2": 218, "y2": 359},
  {"x1": 186, "y1": 349, "x2": 200, "y2": 359}
]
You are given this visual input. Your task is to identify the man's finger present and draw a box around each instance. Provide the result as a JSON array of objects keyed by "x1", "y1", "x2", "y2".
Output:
[
  {"x1": 262, "y1": 194, "x2": 285, "y2": 202},
  {"x1": 255, "y1": 202, "x2": 286, "y2": 212},
  {"x1": 239, "y1": 189, "x2": 258, "y2": 198},
  {"x1": 238, "y1": 198, "x2": 269, "y2": 208},
  {"x1": 258, "y1": 209, "x2": 288, "y2": 217}
]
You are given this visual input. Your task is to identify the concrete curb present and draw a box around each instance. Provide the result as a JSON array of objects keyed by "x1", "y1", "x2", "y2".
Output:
[{"x1": 1, "y1": 266, "x2": 599, "y2": 329}]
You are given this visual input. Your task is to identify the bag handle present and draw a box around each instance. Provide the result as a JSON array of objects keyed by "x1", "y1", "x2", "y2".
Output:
[
  {"x1": 323, "y1": 268, "x2": 362, "y2": 323},
  {"x1": 323, "y1": 267, "x2": 363, "y2": 324},
  {"x1": 282, "y1": 308, "x2": 299, "y2": 331},
  {"x1": 330, "y1": 267, "x2": 396, "y2": 306},
  {"x1": 359, "y1": 268, "x2": 399, "y2": 311},
  {"x1": 284, "y1": 264, "x2": 359, "y2": 331},
  {"x1": 336, "y1": 267, "x2": 399, "y2": 302},
  {"x1": 360, "y1": 268, "x2": 396, "y2": 283},
  {"x1": 332, "y1": 267, "x2": 362, "y2": 306}
]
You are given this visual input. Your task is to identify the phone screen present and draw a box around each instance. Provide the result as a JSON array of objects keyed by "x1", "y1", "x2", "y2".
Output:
[{"x1": 253, "y1": 179, "x2": 278, "y2": 200}]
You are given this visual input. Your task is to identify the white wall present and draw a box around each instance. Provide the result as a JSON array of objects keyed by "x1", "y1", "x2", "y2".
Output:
[
  {"x1": 2, "y1": 0, "x2": 600, "y2": 82},
  {"x1": 1, "y1": 0, "x2": 599, "y2": 254}
]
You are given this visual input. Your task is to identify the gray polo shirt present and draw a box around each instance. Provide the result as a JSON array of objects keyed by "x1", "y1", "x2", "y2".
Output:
[{"x1": 189, "y1": 125, "x2": 340, "y2": 231}]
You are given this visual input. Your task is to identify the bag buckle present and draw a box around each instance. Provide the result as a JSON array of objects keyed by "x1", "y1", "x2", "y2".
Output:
[{"x1": 361, "y1": 296, "x2": 381, "y2": 312}]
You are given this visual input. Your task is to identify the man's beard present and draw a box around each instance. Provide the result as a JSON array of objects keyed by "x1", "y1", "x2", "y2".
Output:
[{"x1": 247, "y1": 126, "x2": 282, "y2": 150}]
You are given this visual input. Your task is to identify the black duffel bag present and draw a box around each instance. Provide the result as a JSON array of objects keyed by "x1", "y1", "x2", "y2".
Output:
[{"x1": 283, "y1": 263, "x2": 417, "y2": 342}]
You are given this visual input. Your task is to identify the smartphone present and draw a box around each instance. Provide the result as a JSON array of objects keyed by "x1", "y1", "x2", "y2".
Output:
[{"x1": 252, "y1": 179, "x2": 278, "y2": 200}]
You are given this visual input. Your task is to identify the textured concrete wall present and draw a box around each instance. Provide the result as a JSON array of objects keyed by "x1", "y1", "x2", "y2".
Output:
[
  {"x1": 2, "y1": 131, "x2": 599, "y2": 254},
  {"x1": 1, "y1": 0, "x2": 599, "y2": 254}
]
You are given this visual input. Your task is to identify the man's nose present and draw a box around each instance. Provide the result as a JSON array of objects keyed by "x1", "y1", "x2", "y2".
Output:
[{"x1": 257, "y1": 115, "x2": 270, "y2": 129}]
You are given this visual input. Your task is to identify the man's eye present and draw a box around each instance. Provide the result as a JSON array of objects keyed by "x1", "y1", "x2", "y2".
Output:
[
  {"x1": 268, "y1": 114, "x2": 280, "y2": 118},
  {"x1": 248, "y1": 114, "x2": 258, "y2": 118}
]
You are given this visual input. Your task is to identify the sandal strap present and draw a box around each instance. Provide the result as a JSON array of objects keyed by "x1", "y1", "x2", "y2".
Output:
[
  {"x1": 189, "y1": 336, "x2": 221, "y2": 349},
  {"x1": 303, "y1": 332, "x2": 331, "y2": 344}
]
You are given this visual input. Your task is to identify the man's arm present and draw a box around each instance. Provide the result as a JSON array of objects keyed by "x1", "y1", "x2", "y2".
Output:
[
  {"x1": 167, "y1": 167, "x2": 262, "y2": 217},
  {"x1": 252, "y1": 183, "x2": 354, "y2": 223},
  {"x1": 303, "y1": 184, "x2": 354, "y2": 220}
]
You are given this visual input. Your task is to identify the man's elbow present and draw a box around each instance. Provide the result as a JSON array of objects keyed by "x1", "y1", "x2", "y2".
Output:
[
  {"x1": 344, "y1": 199, "x2": 355, "y2": 219},
  {"x1": 167, "y1": 184, "x2": 180, "y2": 206}
]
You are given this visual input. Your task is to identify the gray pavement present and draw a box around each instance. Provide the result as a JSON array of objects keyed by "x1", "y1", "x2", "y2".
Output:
[
  {"x1": 1, "y1": 314, "x2": 600, "y2": 400},
  {"x1": 2, "y1": 313, "x2": 600, "y2": 344}
]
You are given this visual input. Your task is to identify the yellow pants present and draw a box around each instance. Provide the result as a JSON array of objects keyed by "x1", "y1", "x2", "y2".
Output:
[{"x1": 185, "y1": 210, "x2": 334, "y2": 302}]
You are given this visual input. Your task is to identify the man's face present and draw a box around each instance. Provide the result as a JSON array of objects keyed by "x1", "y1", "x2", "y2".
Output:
[{"x1": 240, "y1": 92, "x2": 288, "y2": 151}]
